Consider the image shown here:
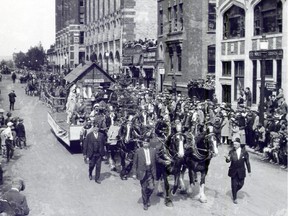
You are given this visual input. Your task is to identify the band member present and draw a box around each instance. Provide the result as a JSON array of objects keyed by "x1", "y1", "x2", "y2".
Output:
[
  {"x1": 83, "y1": 124, "x2": 105, "y2": 184},
  {"x1": 132, "y1": 138, "x2": 157, "y2": 210},
  {"x1": 225, "y1": 138, "x2": 251, "y2": 204}
]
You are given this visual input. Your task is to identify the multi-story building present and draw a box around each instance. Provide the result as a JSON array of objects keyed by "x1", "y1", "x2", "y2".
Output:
[
  {"x1": 157, "y1": 0, "x2": 216, "y2": 93},
  {"x1": 215, "y1": 0, "x2": 287, "y2": 106},
  {"x1": 85, "y1": 0, "x2": 157, "y2": 76},
  {"x1": 55, "y1": 0, "x2": 86, "y2": 71}
]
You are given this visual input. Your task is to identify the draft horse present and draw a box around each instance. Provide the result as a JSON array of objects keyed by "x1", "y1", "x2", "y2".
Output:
[
  {"x1": 117, "y1": 117, "x2": 142, "y2": 180},
  {"x1": 182, "y1": 129, "x2": 219, "y2": 203},
  {"x1": 156, "y1": 131, "x2": 187, "y2": 207}
]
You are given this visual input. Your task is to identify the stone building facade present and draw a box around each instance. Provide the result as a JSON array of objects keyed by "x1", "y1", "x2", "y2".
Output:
[
  {"x1": 157, "y1": 0, "x2": 216, "y2": 93},
  {"x1": 85, "y1": 0, "x2": 157, "y2": 76},
  {"x1": 215, "y1": 0, "x2": 288, "y2": 106},
  {"x1": 55, "y1": 0, "x2": 86, "y2": 71}
]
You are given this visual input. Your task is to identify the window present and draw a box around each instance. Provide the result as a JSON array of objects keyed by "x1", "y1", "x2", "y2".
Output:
[
  {"x1": 80, "y1": 13, "x2": 85, "y2": 24},
  {"x1": 235, "y1": 61, "x2": 244, "y2": 77},
  {"x1": 222, "y1": 85, "x2": 231, "y2": 103},
  {"x1": 177, "y1": 46, "x2": 182, "y2": 72},
  {"x1": 263, "y1": 60, "x2": 273, "y2": 77},
  {"x1": 207, "y1": 45, "x2": 215, "y2": 73},
  {"x1": 159, "y1": 9, "x2": 163, "y2": 35},
  {"x1": 79, "y1": 0, "x2": 84, "y2": 7},
  {"x1": 80, "y1": 31, "x2": 85, "y2": 44},
  {"x1": 234, "y1": 61, "x2": 244, "y2": 100},
  {"x1": 222, "y1": 61, "x2": 231, "y2": 76},
  {"x1": 208, "y1": 3, "x2": 216, "y2": 31},
  {"x1": 168, "y1": 7, "x2": 172, "y2": 33},
  {"x1": 173, "y1": 5, "x2": 178, "y2": 31},
  {"x1": 223, "y1": 5, "x2": 245, "y2": 39},
  {"x1": 254, "y1": 0, "x2": 282, "y2": 35},
  {"x1": 179, "y1": 3, "x2": 183, "y2": 30}
]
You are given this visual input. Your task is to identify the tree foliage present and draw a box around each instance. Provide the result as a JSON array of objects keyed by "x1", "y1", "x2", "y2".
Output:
[{"x1": 13, "y1": 43, "x2": 47, "y2": 71}]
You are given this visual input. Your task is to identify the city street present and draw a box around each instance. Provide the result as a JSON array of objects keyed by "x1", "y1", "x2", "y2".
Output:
[{"x1": 0, "y1": 74, "x2": 287, "y2": 216}]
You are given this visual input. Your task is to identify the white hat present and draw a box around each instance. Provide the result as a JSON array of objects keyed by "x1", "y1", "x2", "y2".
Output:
[{"x1": 7, "y1": 122, "x2": 13, "y2": 127}]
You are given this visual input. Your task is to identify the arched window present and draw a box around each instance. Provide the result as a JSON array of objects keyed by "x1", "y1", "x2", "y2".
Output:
[
  {"x1": 223, "y1": 5, "x2": 245, "y2": 39},
  {"x1": 254, "y1": 0, "x2": 282, "y2": 35}
]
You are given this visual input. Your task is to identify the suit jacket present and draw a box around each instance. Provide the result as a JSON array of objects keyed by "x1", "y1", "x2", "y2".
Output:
[
  {"x1": 83, "y1": 131, "x2": 105, "y2": 158},
  {"x1": 132, "y1": 147, "x2": 157, "y2": 181},
  {"x1": 226, "y1": 148, "x2": 251, "y2": 179},
  {"x1": 1, "y1": 189, "x2": 30, "y2": 215}
]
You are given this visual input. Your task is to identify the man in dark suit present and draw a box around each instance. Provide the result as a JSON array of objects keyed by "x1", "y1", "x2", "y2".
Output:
[
  {"x1": 132, "y1": 138, "x2": 157, "y2": 210},
  {"x1": 83, "y1": 124, "x2": 105, "y2": 184},
  {"x1": 8, "y1": 90, "x2": 17, "y2": 111},
  {"x1": 225, "y1": 137, "x2": 251, "y2": 204},
  {"x1": 1, "y1": 177, "x2": 30, "y2": 215}
]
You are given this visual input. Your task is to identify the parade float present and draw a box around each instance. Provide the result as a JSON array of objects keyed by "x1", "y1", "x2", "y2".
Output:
[{"x1": 47, "y1": 62, "x2": 115, "y2": 150}]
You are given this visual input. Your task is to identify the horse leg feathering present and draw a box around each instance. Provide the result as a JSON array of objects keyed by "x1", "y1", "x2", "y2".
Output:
[{"x1": 199, "y1": 183, "x2": 207, "y2": 203}]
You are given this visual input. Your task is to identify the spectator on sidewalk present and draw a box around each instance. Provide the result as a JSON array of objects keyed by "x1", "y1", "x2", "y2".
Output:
[
  {"x1": 1, "y1": 177, "x2": 30, "y2": 215},
  {"x1": 244, "y1": 87, "x2": 252, "y2": 107},
  {"x1": 2, "y1": 122, "x2": 14, "y2": 162}
]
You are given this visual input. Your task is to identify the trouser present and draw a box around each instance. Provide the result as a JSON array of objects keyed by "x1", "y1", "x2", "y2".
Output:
[
  {"x1": 5, "y1": 139, "x2": 14, "y2": 162},
  {"x1": 231, "y1": 174, "x2": 245, "y2": 200},
  {"x1": 18, "y1": 137, "x2": 26, "y2": 148},
  {"x1": 9, "y1": 102, "x2": 15, "y2": 111},
  {"x1": 89, "y1": 154, "x2": 102, "y2": 181},
  {"x1": 140, "y1": 168, "x2": 155, "y2": 205}
]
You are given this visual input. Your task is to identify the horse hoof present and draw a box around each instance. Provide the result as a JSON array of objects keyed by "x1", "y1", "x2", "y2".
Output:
[
  {"x1": 200, "y1": 197, "x2": 207, "y2": 203},
  {"x1": 165, "y1": 199, "x2": 174, "y2": 207}
]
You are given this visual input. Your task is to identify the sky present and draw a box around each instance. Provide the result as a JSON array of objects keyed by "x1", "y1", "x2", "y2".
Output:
[{"x1": 0, "y1": 0, "x2": 55, "y2": 58}]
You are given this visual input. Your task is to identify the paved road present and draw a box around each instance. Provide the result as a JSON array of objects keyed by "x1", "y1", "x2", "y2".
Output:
[{"x1": 0, "y1": 75, "x2": 287, "y2": 216}]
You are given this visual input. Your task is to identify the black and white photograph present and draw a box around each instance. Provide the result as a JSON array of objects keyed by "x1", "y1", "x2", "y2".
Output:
[{"x1": 0, "y1": 0, "x2": 287, "y2": 215}]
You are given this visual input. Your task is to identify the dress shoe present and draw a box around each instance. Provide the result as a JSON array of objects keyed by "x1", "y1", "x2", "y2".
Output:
[
  {"x1": 233, "y1": 199, "x2": 238, "y2": 204},
  {"x1": 89, "y1": 175, "x2": 92, "y2": 180},
  {"x1": 143, "y1": 204, "x2": 148, "y2": 210},
  {"x1": 95, "y1": 180, "x2": 101, "y2": 184},
  {"x1": 147, "y1": 201, "x2": 151, "y2": 207}
]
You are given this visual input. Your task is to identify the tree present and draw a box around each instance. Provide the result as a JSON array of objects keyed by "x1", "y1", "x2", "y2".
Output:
[
  {"x1": 26, "y1": 43, "x2": 46, "y2": 71},
  {"x1": 14, "y1": 52, "x2": 27, "y2": 69}
]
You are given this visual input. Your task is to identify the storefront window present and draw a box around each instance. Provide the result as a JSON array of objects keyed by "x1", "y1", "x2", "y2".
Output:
[
  {"x1": 222, "y1": 85, "x2": 231, "y2": 103},
  {"x1": 223, "y1": 5, "x2": 245, "y2": 39},
  {"x1": 222, "y1": 61, "x2": 231, "y2": 76},
  {"x1": 263, "y1": 60, "x2": 273, "y2": 77},
  {"x1": 254, "y1": 0, "x2": 282, "y2": 35},
  {"x1": 234, "y1": 61, "x2": 244, "y2": 101}
]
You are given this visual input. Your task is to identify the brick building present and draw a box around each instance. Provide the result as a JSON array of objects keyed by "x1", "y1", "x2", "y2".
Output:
[
  {"x1": 85, "y1": 0, "x2": 157, "y2": 76},
  {"x1": 215, "y1": 0, "x2": 288, "y2": 106},
  {"x1": 55, "y1": 0, "x2": 86, "y2": 72},
  {"x1": 157, "y1": 0, "x2": 216, "y2": 93}
]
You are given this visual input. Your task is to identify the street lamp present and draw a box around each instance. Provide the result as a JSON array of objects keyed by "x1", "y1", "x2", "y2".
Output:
[
  {"x1": 105, "y1": 51, "x2": 109, "y2": 74},
  {"x1": 259, "y1": 35, "x2": 268, "y2": 125}
]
